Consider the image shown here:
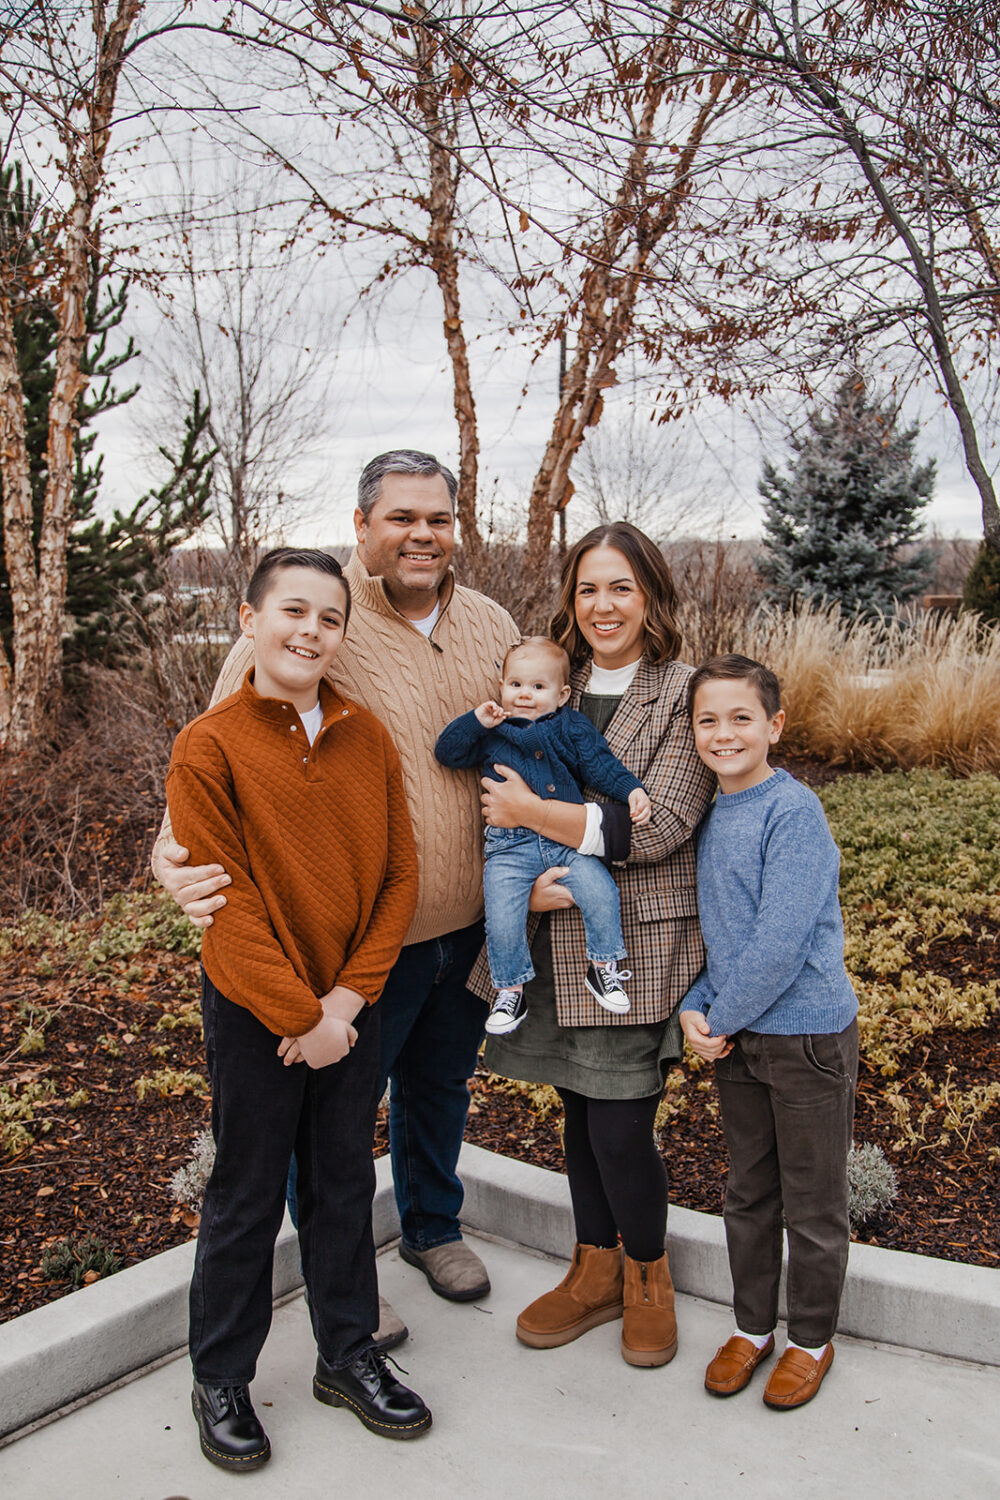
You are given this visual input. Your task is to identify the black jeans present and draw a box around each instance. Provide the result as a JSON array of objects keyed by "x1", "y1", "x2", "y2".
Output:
[
  {"x1": 285, "y1": 921, "x2": 487, "y2": 1251},
  {"x1": 190, "y1": 970, "x2": 380, "y2": 1383},
  {"x1": 714, "y1": 1021, "x2": 858, "y2": 1347}
]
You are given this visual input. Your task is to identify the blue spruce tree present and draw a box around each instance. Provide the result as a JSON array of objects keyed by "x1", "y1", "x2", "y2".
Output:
[{"x1": 758, "y1": 373, "x2": 935, "y2": 614}]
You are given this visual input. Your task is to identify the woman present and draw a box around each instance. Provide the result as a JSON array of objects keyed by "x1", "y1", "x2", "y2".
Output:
[{"x1": 472, "y1": 522, "x2": 715, "y2": 1366}]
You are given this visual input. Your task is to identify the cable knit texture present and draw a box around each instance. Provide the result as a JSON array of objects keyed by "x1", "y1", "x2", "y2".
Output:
[
  {"x1": 166, "y1": 672, "x2": 418, "y2": 1037},
  {"x1": 434, "y1": 706, "x2": 644, "y2": 804},
  {"x1": 158, "y1": 551, "x2": 520, "y2": 946}
]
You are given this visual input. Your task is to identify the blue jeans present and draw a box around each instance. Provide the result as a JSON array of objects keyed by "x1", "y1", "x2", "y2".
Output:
[
  {"x1": 483, "y1": 827, "x2": 626, "y2": 989},
  {"x1": 287, "y1": 920, "x2": 486, "y2": 1253}
]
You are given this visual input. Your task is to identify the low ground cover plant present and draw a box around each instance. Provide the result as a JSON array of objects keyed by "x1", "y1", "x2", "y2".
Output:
[{"x1": 1, "y1": 762, "x2": 997, "y2": 1321}]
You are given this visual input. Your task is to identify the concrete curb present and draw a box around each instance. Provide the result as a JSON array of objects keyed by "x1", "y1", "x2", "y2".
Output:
[
  {"x1": 2, "y1": 1144, "x2": 998, "y2": 1441},
  {"x1": 457, "y1": 1142, "x2": 1000, "y2": 1367},
  {"x1": 0, "y1": 1157, "x2": 400, "y2": 1442}
]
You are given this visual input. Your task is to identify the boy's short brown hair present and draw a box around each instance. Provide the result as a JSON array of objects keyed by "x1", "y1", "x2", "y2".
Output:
[
  {"x1": 502, "y1": 636, "x2": 571, "y2": 684},
  {"x1": 687, "y1": 654, "x2": 782, "y2": 719},
  {"x1": 245, "y1": 548, "x2": 351, "y2": 627}
]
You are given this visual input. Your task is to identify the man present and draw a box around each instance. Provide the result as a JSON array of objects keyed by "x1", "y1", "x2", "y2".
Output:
[{"x1": 153, "y1": 450, "x2": 521, "y2": 1343}]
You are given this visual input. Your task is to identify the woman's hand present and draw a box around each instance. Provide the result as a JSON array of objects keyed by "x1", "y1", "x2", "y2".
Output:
[
  {"x1": 481, "y1": 764, "x2": 541, "y2": 828},
  {"x1": 153, "y1": 839, "x2": 231, "y2": 928}
]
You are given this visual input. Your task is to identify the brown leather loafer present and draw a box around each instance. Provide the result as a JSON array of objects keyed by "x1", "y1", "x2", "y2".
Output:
[
  {"x1": 762, "y1": 1343, "x2": 834, "y2": 1409},
  {"x1": 704, "y1": 1333, "x2": 775, "y2": 1396}
]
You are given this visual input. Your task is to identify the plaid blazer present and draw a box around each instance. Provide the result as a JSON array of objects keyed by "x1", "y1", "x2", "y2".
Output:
[{"x1": 469, "y1": 655, "x2": 716, "y2": 1028}]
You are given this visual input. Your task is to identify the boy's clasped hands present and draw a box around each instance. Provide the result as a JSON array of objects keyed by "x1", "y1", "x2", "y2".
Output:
[
  {"x1": 278, "y1": 984, "x2": 365, "y2": 1068},
  {"x1": 679, "y1": 1010, "x2": 733, "y2": 1061}
]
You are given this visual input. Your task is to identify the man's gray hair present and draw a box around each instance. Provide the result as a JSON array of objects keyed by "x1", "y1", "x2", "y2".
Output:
[{"x1": 356, "y1": 450, "x2": 458, "y2": 519}]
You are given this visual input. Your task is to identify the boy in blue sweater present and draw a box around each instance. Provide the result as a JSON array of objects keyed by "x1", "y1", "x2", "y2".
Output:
[
  {"x1": 435, "y1": 637, "x2": 650, "y2": 1034},
  {"x1": 679, "y1": 655, "x2": 858, "y2": 1411}
]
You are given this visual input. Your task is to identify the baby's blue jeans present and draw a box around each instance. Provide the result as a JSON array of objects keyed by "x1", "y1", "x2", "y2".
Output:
[{"x1": 483, "y1": 826, "x2": 626, "y2": 989}]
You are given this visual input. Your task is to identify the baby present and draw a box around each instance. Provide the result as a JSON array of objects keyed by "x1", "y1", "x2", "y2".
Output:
[{"x1": 435, "y1": 636, "x2": 650, "y2": 1034}]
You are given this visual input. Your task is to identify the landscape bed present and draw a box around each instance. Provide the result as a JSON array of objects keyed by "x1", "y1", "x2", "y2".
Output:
[{"x1": 1, "y1": 762, "x2": 997, "y2": 1324}]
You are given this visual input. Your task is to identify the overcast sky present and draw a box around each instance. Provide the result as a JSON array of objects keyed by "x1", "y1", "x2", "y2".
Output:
[
  {"x1": 95, "y1": 287, "x2": 987, "y2": 552},
  {"x1": 83, "y1": 8, "x2": 990, "y2": 555}
]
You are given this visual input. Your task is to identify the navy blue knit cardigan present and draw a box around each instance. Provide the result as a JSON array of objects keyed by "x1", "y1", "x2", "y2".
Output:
[{"x1": 434, "y1": 706, "x2": 643, "y2": 804}]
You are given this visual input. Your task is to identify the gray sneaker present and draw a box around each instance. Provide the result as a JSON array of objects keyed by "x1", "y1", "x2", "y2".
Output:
[{"x1": 373, "y1": 1294, "x2": 408, "y2": 1352}]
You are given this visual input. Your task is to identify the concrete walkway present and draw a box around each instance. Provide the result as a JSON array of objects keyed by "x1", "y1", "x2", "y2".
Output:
[{"x1": 2, "y1": 1233, "x2": 999, "y2": 1499}]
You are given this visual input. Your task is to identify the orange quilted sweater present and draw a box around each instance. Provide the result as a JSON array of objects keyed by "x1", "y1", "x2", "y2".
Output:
[{"x1": 166, "y1": 672, "x2": 418, "y2": 1038}]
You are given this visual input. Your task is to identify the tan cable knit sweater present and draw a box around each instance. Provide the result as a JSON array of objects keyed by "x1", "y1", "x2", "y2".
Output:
[{"x1": 157, "y1": 550, "x2": 520, "y2": 946}]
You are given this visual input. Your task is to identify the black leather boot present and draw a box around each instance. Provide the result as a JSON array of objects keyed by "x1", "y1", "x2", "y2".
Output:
[
  {"x1": 191, "y1": 1381, "x2": 271, "y2": 1471},
  {"x1": 313, "y1": 1348, "x2": 432, "y2": 1439}
]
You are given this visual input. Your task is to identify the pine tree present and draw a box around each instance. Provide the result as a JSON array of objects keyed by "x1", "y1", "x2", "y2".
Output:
[
  {"x1": 962, "y1": 542, "x2": 1000, "y2": 627},
  {"x1": 0, "y1": 162, "x2": 214, "y2": 674},
  {"x1": 757, "y1": 373, "x2": 935, "y2": 614}
]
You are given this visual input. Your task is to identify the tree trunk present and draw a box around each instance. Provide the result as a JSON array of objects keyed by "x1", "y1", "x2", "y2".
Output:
[
  {"x1": 522, "y1": 15, "x2": 734, "y2": 592},
  {"x1": 774, "y1": 19, "x2": 1000, "y2": 555},
  {"x1": 413, "y1": 17, "x2": 484, "y2": 581},
  {"x1": 0, "y1": 0, "x2": 143, "y2": 749},
  {"x1": 0, "y1": 287, "x2": 42, "y2": 749}
]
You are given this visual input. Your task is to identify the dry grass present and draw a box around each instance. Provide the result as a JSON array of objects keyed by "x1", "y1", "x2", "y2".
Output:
[{"x1": 746, "y1": 604, "x2": 1000, "y2": 772}]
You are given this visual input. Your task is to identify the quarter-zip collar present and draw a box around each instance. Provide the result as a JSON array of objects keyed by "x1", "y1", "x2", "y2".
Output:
[
  {"x1": 238, "y1": 668, "x2": 356, "y2": 737},
  {"x1": 345, "y1": 548, "x2": 455, "y2": 639}
]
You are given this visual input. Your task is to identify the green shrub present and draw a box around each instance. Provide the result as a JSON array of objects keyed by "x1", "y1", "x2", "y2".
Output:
[
  {"x1": 847, "y1": 1143, "x2": 898, "y2": 1228},
  {"x1": 169, "y1": 1130, "x2": 216, "y2": 1211},
  {"x1": 962, "y1": 541, "x2": 1000, "y2": 626},
  {"x1": 40, "y1": 1233, "x2": 123, "y2": 1287},
  {"x1": 1, "y1": 1079, "x2": 56, "y2": 1156}
]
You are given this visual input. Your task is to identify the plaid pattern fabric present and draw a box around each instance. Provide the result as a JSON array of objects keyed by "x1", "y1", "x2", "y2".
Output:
[{"x1": 469, "y1": 656, "x2": 716, "y2": 1027}]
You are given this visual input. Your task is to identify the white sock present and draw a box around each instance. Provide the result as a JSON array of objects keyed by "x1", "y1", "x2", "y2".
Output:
[
  {"x1": 734, "y1": 1327, "x2": 773, "y2": 1350},
  {"x1": 787, "y1": 1339, "x2": 830, "y2": 1360}
]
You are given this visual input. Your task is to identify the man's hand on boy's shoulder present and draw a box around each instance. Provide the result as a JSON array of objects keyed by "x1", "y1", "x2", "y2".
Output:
[
  {"x1": 679, "y1": 1009, "x2": 733, "y2": 1061},
  {"x1": 153, "y1": 838, "x2": 231, "y2": 928}
]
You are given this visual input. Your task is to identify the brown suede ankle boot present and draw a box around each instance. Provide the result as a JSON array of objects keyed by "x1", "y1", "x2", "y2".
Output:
[
  {"x1": 621, "y1": 1252, "x2": 678, "y2": 1366},
  {"x1": 516, "y1": 1243, "x2": 624, "y2": 1349}
]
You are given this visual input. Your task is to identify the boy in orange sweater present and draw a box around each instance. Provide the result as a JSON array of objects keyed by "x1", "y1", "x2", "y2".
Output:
[{"x1": 167, "y1": 548, "x2": 427, "y2": 1472}]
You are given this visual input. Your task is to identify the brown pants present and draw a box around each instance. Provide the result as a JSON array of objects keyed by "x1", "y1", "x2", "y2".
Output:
[{"x1": 714, "y1": 1021, "x2": 858, "y2": 1347}]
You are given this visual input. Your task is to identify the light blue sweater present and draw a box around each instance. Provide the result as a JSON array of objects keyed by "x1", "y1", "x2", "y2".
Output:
[{"x1": 682, "y1": 769, "x2": 858, "y2": 1037}]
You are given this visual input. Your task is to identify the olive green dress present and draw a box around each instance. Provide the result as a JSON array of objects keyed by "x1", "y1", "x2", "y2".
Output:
[{"x1": 483, "y1": 691, "x2": 682, "y2": 1100}]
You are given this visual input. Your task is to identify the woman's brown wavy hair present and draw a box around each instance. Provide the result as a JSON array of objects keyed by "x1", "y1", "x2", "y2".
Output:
[{"x1": 550, "y1": 522, "x2": 682, "y2": 668}]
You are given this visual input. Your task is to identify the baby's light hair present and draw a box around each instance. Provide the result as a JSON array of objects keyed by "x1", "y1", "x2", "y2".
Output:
[
  {"x1": 502, "y1": 636, "x2": 571, "y2": 684},
  {"x1": 687, "y1": 654, "x2": 782, "y2": 719}
]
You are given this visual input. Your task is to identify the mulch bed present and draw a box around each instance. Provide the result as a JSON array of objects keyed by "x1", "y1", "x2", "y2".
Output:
[
  {"x1": 2, "y1": 930, "x2": 996, "y2": 1327},
  {"x1": 1, "y1": 750, "x2": 995, "y2": 1325}
]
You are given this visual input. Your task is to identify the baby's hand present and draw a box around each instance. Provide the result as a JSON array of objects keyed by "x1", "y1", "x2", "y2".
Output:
[
  {"x1": 475, "y1": 700, "x2": 506, "y2": 728},
  {"x1": 628, "y1": 788, "x2": 652, "y2": 825}
]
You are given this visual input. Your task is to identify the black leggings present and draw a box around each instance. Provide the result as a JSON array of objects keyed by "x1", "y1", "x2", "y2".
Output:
[{"x1": 557, "y1": 1087, "x2": 668, "y2": 1264}]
